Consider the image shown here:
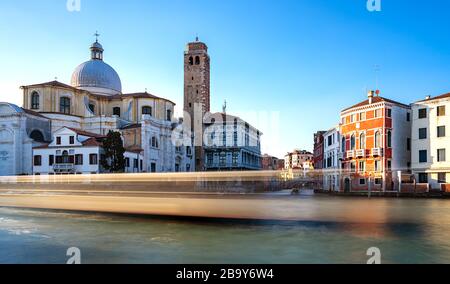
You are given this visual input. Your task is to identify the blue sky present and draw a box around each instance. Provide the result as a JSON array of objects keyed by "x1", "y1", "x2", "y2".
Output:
[{"x1": 0, "y1": 0, "x2": 449, "y2": 157}]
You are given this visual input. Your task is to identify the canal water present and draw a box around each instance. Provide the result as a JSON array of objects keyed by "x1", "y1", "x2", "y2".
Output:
[{"x1": 1, "y1": 196, "x2": 450, "y2": 264}]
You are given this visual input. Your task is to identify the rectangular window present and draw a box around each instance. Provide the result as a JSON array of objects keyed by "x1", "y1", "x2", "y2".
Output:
[
  {"x1": 359, "y1": 112, "x2": 366, "y2": 121},
  {"x1": 418, "y1": 108, "x2": 427, "y2": 119},
  {"x1": 75, "y1": 154, "x2": 83, "y2": 165},
  {"x1": 151, "y1": 163, "x2": 156, "y2": 173},
  {"x1": 49, "y1": 155, "x2": 54, "y2": 166},
  {"x1": 437, "y1": 126, "x2": 446, "y2": 138},
  {"x1": 56, "y1": 137, "x2": 61, "y2": 145},
  {"x1": 407, "y1": 112, "x2": 411, "y2": 122},
  {"x1": 89, "y1": 154, "x2": 98, "y2": 165},
  {"x1": 419, "y1": 150, "x2": 428, "y2": 163},
  {"x1": 375, "y1": 178, "x2": 382, "y2": 185},
  {"x1": 438, "y1": 173, "x2": 447, "y2": 184},
  {"x1": 374, "y1": 109, "x2": 381, "y2": 118},
  {"x1": 33, "y1": 155, "x2": 42, "y2": 166},
  {"x1": 419, "y1": 128, "x2": 427, "y2": 139},
  {"x1": 133, "y1": 159, "x2": 138, "y2": 169},
  {"x1": 437, "y1": 149, "x2": 446, "y2": 162},
  {"x1": 359, "y1": 179, "x2": 366, "y2": 185},
  {"x1": 350, "y1": 162, "x2": 356, "y2": 173},
  {"x1": 358, "y1": 161, "x2": 365, "y2": 173},
  {"x1": 69, "y1": 136, "x2": 75, "y2": 145},
  {"x1": 407, "y1": 138, "x2": 411, "y2": 151},
  {"x1": 125, "y1": 158, "x2": 130, "y2": 168},
  {"x1": 386, "y1": 109, "x2": 392, "y2": 118},
  {"x1": 418, "y1": 173, "x2": 428, "y2": 184},
  {"x1": 387, "y1": 160, "x2": 392, "y2": 171},
  {"x1": 375, "y1": 160, "x2": 381, "y2": 172},
  {"x1": 140, "y1": 160, "x2": 143, "y2": 171},
  {"x1": 437, "y1": 106, "x2": 446, "y2": 117}
]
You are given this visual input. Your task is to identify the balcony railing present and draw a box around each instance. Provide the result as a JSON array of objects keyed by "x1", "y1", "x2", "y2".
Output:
[
  {"x1": 53, "y1": 163, "x2": 75, "y2": 172},
  {"x1": 346, "y1": 150, "x2": 355, "y2": 159},
  {"x1": 372, "y1": 148, "x2": 383, "y2": 157},
  {"x1": 356, "y1": 149, "x2": 366, "y2": 158}
]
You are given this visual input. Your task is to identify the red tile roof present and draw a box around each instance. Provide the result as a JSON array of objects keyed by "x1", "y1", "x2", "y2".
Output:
[
  {"x1": 66, "y1": 127, "x2": 106, "y2": 138},
  {"x1": 109, "y1": 92, "x2": 176, "y2": 105},
  {"x1": 82, "y1": 137, "x2": 103, "y2": 147},
  {"x1": 125, "y1": 146, "x2": 144, "y2": 154},
  {"x1": 342, "y1": 96, "x2": 410, "y2": 112}
]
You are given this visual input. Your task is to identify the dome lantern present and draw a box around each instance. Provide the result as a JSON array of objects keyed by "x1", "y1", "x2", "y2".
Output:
[{"x1": 70, "y1": 34, "x2": 122, "y2": 96}]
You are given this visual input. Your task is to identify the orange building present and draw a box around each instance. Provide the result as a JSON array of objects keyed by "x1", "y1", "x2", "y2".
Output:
[{"x1": 339, "y1": 91, "x2": 411, "y2": 192}]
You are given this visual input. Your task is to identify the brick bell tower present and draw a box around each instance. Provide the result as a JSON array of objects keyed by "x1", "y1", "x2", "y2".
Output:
[{"x1": 184, "y1": 37, "x2": 210, "y2": 171}]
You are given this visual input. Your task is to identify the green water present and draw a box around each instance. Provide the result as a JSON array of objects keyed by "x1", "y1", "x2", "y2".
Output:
[{"x1": 1, "y1": 196, "x2": 450, "y2": 264}]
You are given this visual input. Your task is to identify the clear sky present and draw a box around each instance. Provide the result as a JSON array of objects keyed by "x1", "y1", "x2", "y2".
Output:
[{"x1": 0, "y1": 0, "x2": 449, "y2": 158}]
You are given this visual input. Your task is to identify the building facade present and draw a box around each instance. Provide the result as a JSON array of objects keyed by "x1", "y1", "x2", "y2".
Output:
[
  {"x1": 340, "y1": 91, "x2": 411, "y2": 192},
  {"x1": 323, "y1": 126, "x2": 341, "y2": 191},
  {"x1": 313, "y1": 131, "x2": 326, "y2": 169},
  {"x1": 411, "y1": 93, "x2": 450, "y2": 190},
  {"x1": 262, "y1": 154, "x2": 283, "y2": 171},
  {"x1": 203, "y1": 113, "x2": 262, "y2": 171},
  {"x1": 284, "y1": 150, "x2": 314, "y2": 170},
  {"x1": 0, "y1": 38, "x2": 193, "y2": 176}
]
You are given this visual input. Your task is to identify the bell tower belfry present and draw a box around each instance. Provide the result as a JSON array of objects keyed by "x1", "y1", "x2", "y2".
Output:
[{"x1": 184, "y1": 37, "x2": 211, "y2": 171}]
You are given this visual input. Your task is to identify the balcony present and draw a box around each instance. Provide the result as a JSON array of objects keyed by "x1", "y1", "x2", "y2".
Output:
[
  {"x1": 338, "y1": 152, "x2": 344, "y2": 161},
  {"x1": 372, "y1": 148, "x2": 383, "y2": 157},
  {"x1": 356, "y1": 149, "x2": 366, "y2": 158},
  {"x1": 346, "y1": 150, "x2": 355, "y2": 159},
  {"x1": 53, "y1": 163, "x2": 75, "y2": 172}
]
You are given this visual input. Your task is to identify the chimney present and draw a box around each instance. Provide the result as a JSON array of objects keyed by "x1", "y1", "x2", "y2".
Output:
[
  {"x1": 425, "y1": 95, "x2": 431, "y2": 100},
  {"x1": 368, "y1": 90, "x2": 374, "y2": 104}
]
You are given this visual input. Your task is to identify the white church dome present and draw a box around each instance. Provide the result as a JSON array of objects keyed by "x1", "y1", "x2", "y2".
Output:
[{"x1": 71, "y1": 40, "x2": 122, "y2": 96}]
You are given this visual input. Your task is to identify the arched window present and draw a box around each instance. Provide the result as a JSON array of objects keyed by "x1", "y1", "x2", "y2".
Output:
[
  {"x1": 30, "y1": 130, "x2": 45, "y2": 143},
  {"x1": 31, "y1": 92, "x2": 40, "y2": 110},
  {"x1": 350, "y1": 134, "x2": 356, "y2": 150},
  {"x1": 195, "y1": 56, "x2": 200, "y2": 65},
  {"x1": 189, "y1": 56, "x2": 194, "y2": 65},
  {"x1": 341, "y1": 136, "x2": 346, "y2": 153},
  {"x1": 88, "y1": 103, "x2": 95, "y2": 114},
  {"x1": 387, "y1": 130, "x2": 392, "y2": 148},
  {"x1": 142, "y1": 106, "x2": 152, "y2": 116},
  {"x1": 113, "y1": 107, "x2": 121, "y2": 117},
  {"x1": 374, "y1": 131, "x2": 381, "y2": 148},
  {"x1": 151, "y1": 136, "x2": 159, "y2": 148},
  {"x1": 359, "y1": 133, "x2": 366, "y2": 149},
  {"x1": 60, "y1": 97, "x2": 71, "y2": 114}
]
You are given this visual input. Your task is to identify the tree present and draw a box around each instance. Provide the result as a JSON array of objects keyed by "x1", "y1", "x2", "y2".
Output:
[{"x1": 101, "y1": 131, "x2": 126, "y2": 173}]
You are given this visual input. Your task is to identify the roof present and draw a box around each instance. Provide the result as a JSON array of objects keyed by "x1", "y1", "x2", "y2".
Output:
[
  {"x1": 342, "y1": 96, "x2": 410, "y2": 112},
  {"x1": 21, "y1": 108, "x2": 48, "y2": 119},
  {"x1": 416, "y1": 92, "x2": 450, "y2": 103},
  {"x1": 109, "y1": 92, "x2": 176, "y2": 105},
  {"x1": 65, "y1": 127, "x2": 106, "y2": 138},
  {"x1": 21, "y1": 80, "x2": 81, "y2": 92},
  {"x1": 82, "y1": 137, "x2": 103, "y2": 147},
  {"x1": 120, "y1": 123, "x2": 142, "y2": 130},
  {"x1": 125, "y1": 146, "x2": 144, "y2": 154}
]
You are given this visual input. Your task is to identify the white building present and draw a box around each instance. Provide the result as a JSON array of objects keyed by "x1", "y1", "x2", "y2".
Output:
[
  {"x1": 411, "y1": 93, "x2": 450, "y2": 189},
  {"x1": 203, "y1": 113, "x2": 262, "y2": 171},
  {"x1": 32, "y1": 127, "x2": 145, "y2": 175},
  {"x1": 284, "y1": 150, "x2": 313, "y2": 170},
  {"x1": 323, "y1": 126, "x2": 341, "y2": 191},
  {"x1": 0, "y1": 38, "x2": 193, "y2": 176}
]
